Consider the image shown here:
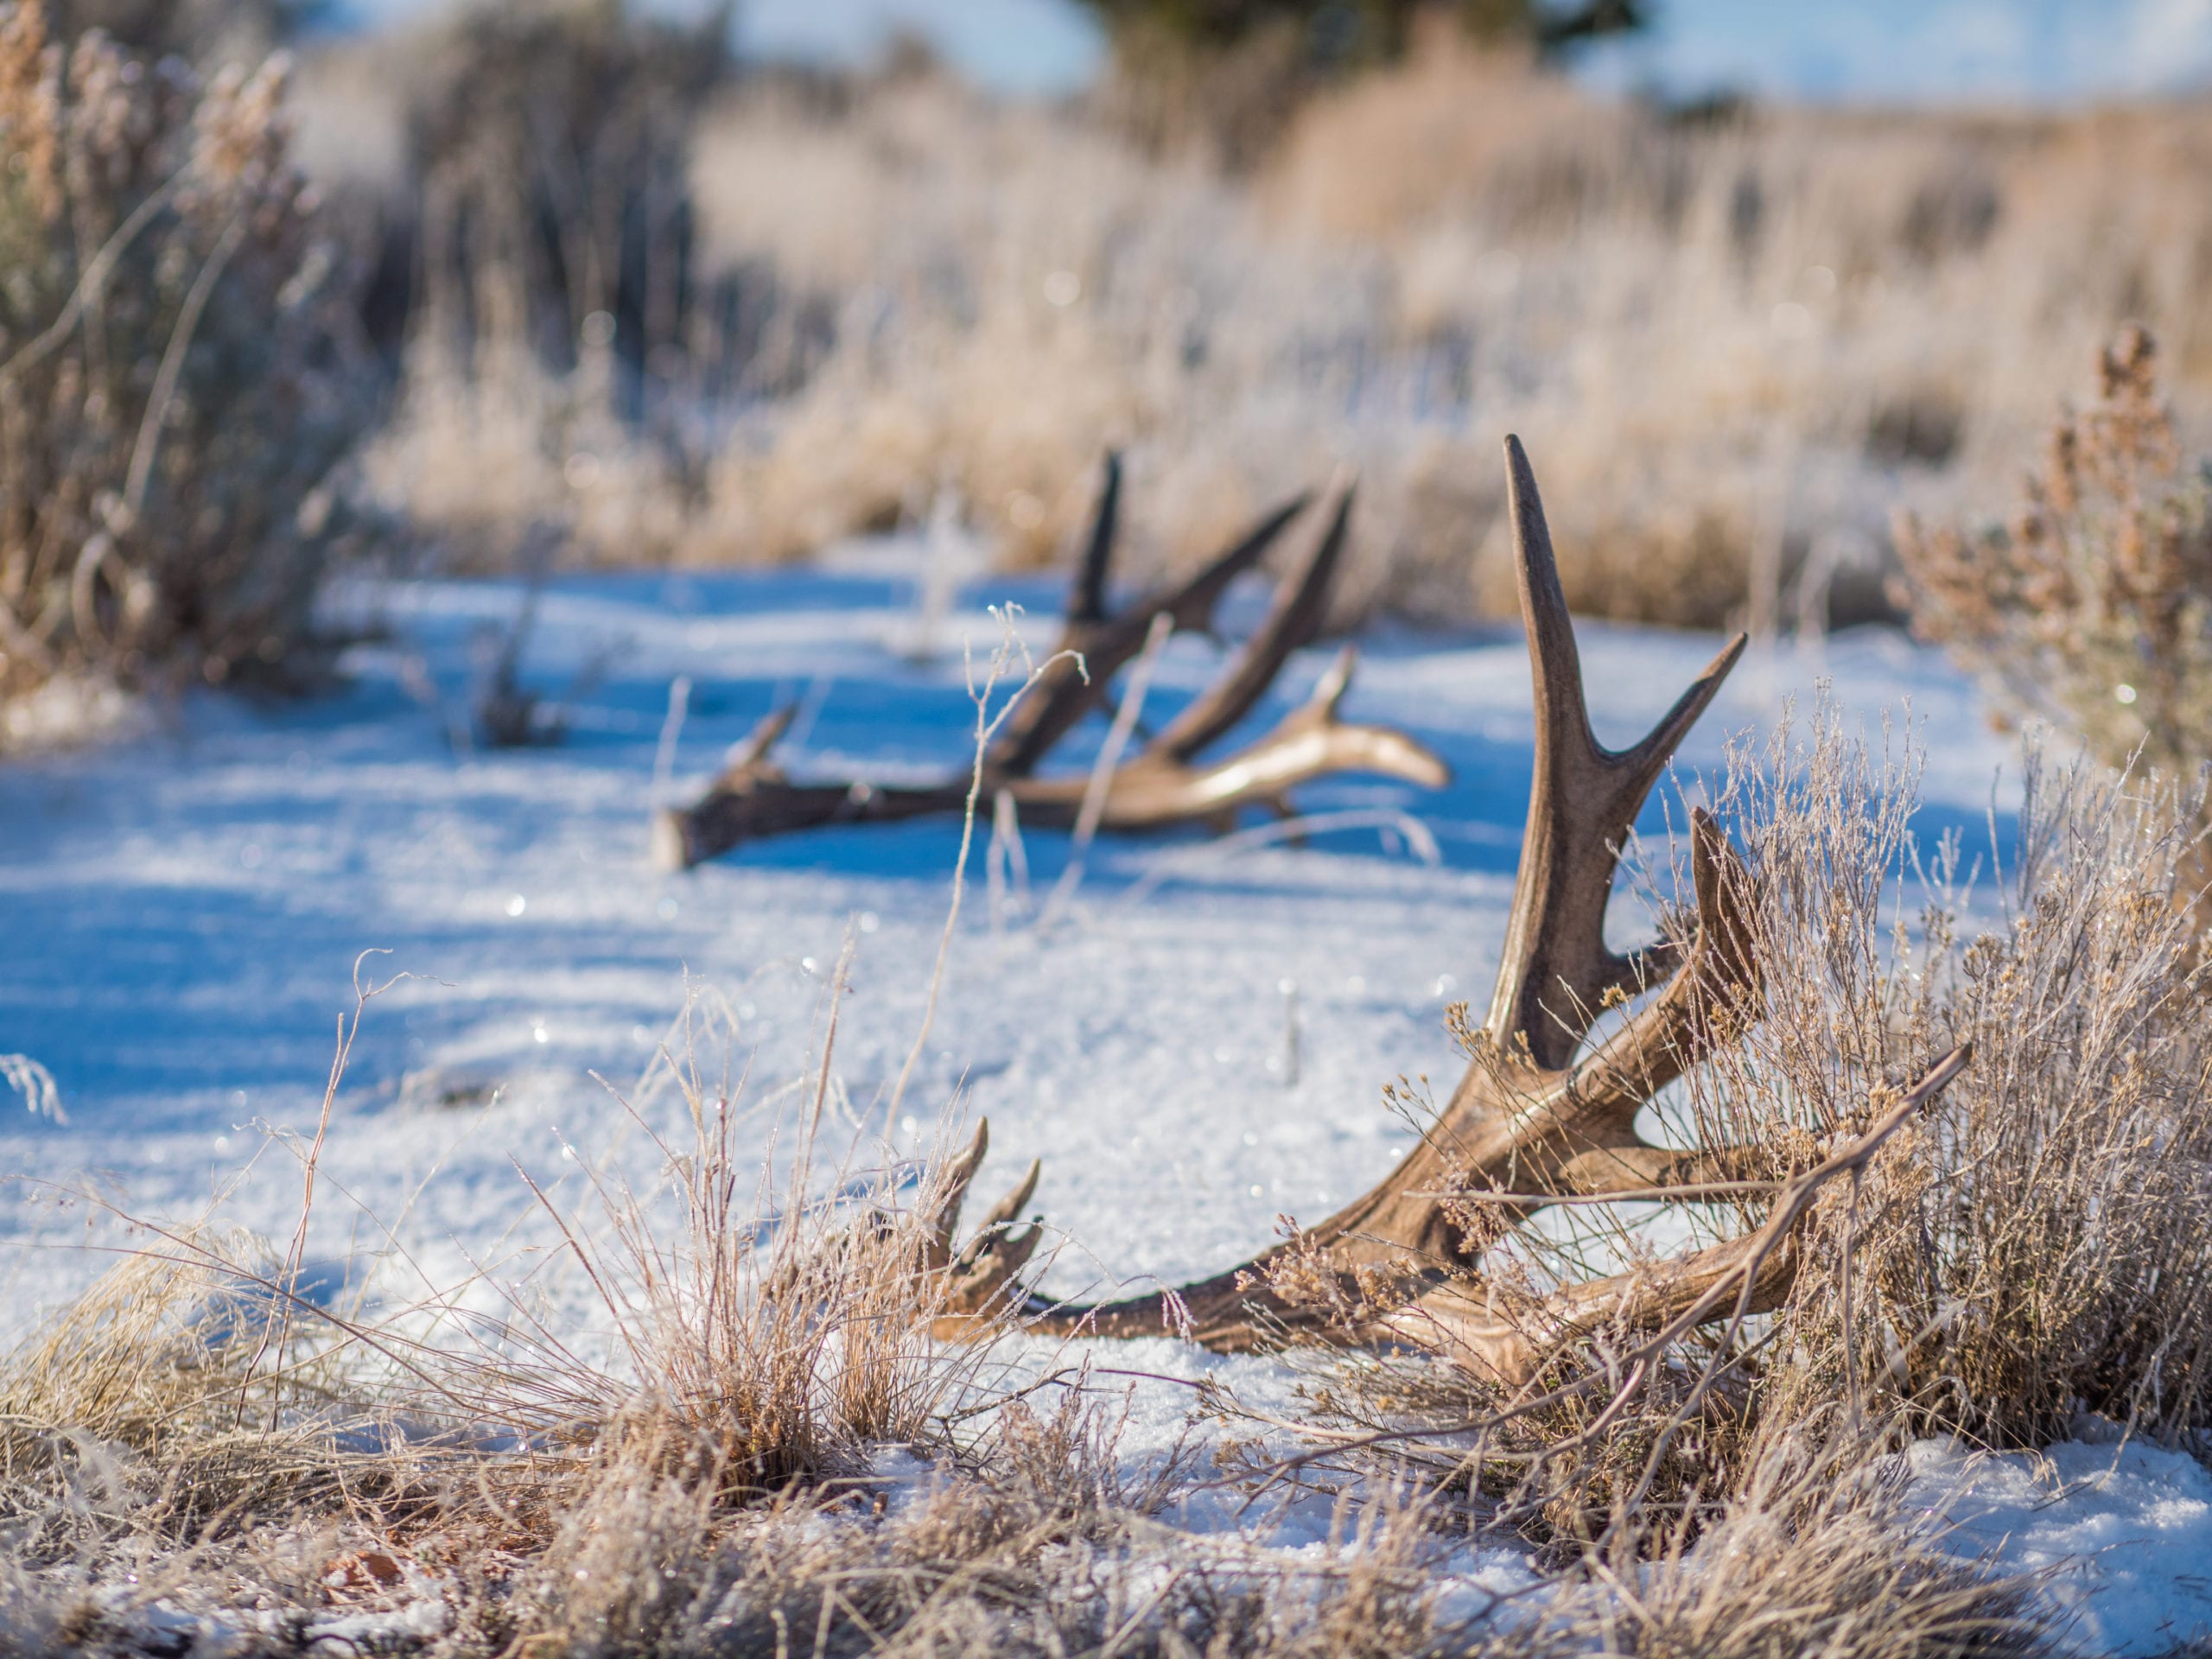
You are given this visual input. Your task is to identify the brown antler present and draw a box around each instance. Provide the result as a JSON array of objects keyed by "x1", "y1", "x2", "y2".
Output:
[
  {"x1": 930, "y1": 436, "x2": 1971, "y2": 1383},
  {"x1": 922, "y1": 1118, "x2": 1044, "y2": 1325},
  {"x1": 653, "y1": 463, "x2": 1444, "y2": 869},
  {"x1": 987, "y1": 453, "x2": 1313, "y2": 779}
]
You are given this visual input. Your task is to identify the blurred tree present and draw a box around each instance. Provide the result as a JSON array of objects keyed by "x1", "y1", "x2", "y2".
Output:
[
  {"x1": 1079, "y1": 0, "x2": 1645, "y2": 68},
  {"x1": 1084, "y1": 0, "x2": 1645, "y2": 166},
  {"x1": 402, "y1": 2, "x2": 737, "y2": 384}
]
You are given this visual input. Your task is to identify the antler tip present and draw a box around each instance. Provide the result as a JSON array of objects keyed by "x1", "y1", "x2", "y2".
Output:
[
  {"x1": 1502, "y1": 436, "x2": 1557, "y2": 577},
  {"x1": 1502, "y1": 434, "x2": 1544, "y2": 518},
  {"x1": 735, "y1": 702, "x2": 799, "y2": 767}
]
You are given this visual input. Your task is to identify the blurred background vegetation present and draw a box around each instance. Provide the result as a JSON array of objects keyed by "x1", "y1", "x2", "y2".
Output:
[{"x1": 3, "y1": 0, "x2": 2209, "y2": 727}]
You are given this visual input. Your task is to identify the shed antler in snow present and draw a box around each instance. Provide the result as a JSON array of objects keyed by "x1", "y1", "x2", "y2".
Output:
[
  {"x1": 652, "y1": 459, "x2": 1449, "y2": 869},
  {"x1": 926, "y1": 437, "x2": 1971, "y2": 1384}
]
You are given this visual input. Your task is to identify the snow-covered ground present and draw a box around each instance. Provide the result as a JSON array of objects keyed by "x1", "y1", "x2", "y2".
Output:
[{"x1": 1, "y1": 550, "x2": 2203, "y2": 1652}]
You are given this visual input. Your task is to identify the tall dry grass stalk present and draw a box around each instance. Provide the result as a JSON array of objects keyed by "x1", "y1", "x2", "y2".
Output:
[{"x1": 0, "y1": 6, "x2": 372, "y2": 724}]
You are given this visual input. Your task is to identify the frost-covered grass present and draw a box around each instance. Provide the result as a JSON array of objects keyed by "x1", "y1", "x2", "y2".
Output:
[{"x1": 3, "y1": 557, "x2": 2209, "y2": 1654}]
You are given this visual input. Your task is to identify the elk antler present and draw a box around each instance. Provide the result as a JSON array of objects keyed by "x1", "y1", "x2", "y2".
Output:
[
  {"x1": 653, "y1": 461, "x2": 1446, "y2": 868},
  {"x1": 929, "y1": 436, "x2": 1971, "y2": 1383}
]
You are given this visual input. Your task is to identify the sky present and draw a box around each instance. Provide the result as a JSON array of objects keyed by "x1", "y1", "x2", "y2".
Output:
[{"x1": 346, "y1": 0, "x2": 2212, "y2": 104}]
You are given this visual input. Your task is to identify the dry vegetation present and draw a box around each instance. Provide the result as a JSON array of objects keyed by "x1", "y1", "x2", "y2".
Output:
[
  {"x1": 309, "y1": 15, "x2": 2212, "y2": 634},
  {"x1": 9, "y1": 0, "x2": 2212, "y2": 715},
  {"x1": 0, "y1": 4, "x2": 372, "y2": 735},
  {"x1": 10, "y1": 711, "x2": 2209, "y2": 1654},
  {"x1": 1896, "y1": 325, "x2": 2212, "y2": 785}
]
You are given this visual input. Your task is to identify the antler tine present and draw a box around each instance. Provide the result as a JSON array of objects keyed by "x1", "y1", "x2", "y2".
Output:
[
  {"x1": 1487, "y1": 436, "x2": 1748, "y2": 1069},
  {"x1": 1068, "y1": 451, "x2": 1122, "y2": 626},
  {"x1": 1150, "y1": 475, "x2": 1355, "y2": 764},
  {"x1": 729, "y1": 703, "x2": 798, "y2": 772},
  {"x1": 923, "y1": 1118, "x2": 993, "y2": 1274},
  {"x1": 1147, "y1": 488, "x2": 1317, "y2": 639},
  {"x1": 989, "y1": 481, "x2": 1313, "y2": 777},
  {"x1": 934, "y1": 1155, "x2": 1045, "y2": 1325},
  {"x1": 652, "y1": 702, "x2": 805, "y2": 869},
  {"x1": 970, "y1": 1156, "x2": 1040, "y2": 1236}
]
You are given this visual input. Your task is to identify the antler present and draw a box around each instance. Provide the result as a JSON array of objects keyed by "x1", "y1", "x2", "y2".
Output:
[
  {"x1": 654, "y1": 463, "x2": 1444, "y2": 868},
  {"x1": 928, "y1": 436, "x2": 1972, "y2": 1382},
  {"x1": 1381, "y1": 1044, "x2": 1973, "y2": 1384},
  {"x1": 987, "y1": 453, "x2": 1312, "y2": 779},
  {"x1": 922, "y1": 1118, "x2": 1044, "y2": 1327}
]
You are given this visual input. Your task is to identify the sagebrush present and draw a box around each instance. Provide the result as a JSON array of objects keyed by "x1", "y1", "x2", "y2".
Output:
[{"x1": 0, "y1": 6, "x2": 372, "y2": 728}]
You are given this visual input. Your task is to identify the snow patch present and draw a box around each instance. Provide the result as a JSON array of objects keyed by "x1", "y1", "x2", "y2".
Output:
[{"x1": 1908, "y1": 1435, "x2": 2212, "y2": 1656}]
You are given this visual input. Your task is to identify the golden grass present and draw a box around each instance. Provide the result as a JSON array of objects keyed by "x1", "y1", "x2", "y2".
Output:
[{"x1": 340, "y1": 34, "x2": 2212, "y2": 632}]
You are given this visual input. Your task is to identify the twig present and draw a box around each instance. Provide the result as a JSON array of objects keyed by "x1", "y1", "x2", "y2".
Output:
[
  {"x1": 652, "y1": 675, "x2": 692, "y2": 798},
  {"x1": 887, "y1": 610, "x2": 1078, "y2": 1123},
  {"x1": 245, "y1": 951, "x2": 400, "y2": 1431},
  {"x1": 1036, "y1": 610, "x2": 1173, "y2": 930},
  {"x1": 0, "y1": 172, "x2": 184, "y2": 390}
]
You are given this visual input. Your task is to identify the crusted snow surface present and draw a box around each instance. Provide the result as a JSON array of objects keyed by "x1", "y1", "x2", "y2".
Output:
[{"x1": 0, "y1": 551, "x2": 2181, "y2": 1649}]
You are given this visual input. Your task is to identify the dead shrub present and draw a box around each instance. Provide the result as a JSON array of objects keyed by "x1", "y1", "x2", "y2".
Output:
[
  {"x1": 0, "y1": 6, "x2": 372, "y2": 721},
  {"x1": 1608, "y1": 711, "x2": 2212, "y2": 1455},
  {"x1": 1746, "y1": 737, "x2": 2212, "y2": 1449},
  {"x1": 1895, "y1": 324, "x2": 2212, "y2": 790}
]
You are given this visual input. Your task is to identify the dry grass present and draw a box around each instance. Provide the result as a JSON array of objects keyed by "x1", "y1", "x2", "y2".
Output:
[
  {"x1": 1277, "y1": 700, "x2": 2212, "y2": 1584},
  {"x1": 331, "y1": 28, "x2": 2212, "y2": 631},
  {"x1": 0, "y1": 7, "x2": 373, "y2": 724},
  {"x1": 2, "y1": 715, "x2": 2157, "y2": 1653},
  {"x1": 0, "y1": 1230, "x2": 413, "y2": 1547},
  {"x1": 1895, "y1": 325, "x2": 2212, "y2": 803},
  {"x1": 1502, "y1": 1427, "x2": 2044, "y2": 1659}
]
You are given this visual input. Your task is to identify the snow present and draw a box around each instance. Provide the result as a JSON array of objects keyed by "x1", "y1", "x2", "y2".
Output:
[
  {"x1": 2, "y1": 549, "x2": 2188, "y2": 1651},
  {"x1": 1909, "y1": 1432, "x2": 2212, "y2": 1656}
]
